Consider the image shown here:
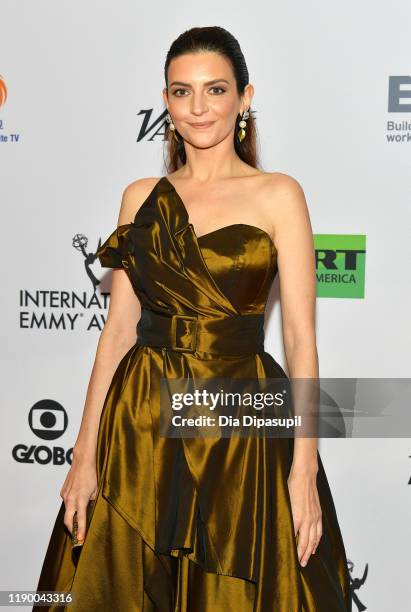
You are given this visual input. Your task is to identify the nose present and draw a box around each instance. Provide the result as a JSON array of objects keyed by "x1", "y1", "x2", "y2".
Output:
[{"x1": 190, "y1": 90, "x2": 209, "y2": 116}]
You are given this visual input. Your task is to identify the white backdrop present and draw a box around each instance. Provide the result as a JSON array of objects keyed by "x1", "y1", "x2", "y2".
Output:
[{"x1": 1, "y1": 1, "x2": 410, "y2": 610}]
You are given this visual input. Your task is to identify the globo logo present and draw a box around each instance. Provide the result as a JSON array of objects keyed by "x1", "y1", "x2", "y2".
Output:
[
  {"x1": 12, "y1": 399, "x2": 73, "y2": 465},
  {"x1": 12, "y1": 444, "x2": 73, "y2": 465},
  {"x1": 29, "y1": 399, "x2": 68, "y2": 440}
]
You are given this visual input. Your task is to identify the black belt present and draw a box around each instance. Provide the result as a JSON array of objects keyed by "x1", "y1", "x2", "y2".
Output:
[{"x1": 136, "y1": 308, "x2": 265, "y2": 355}]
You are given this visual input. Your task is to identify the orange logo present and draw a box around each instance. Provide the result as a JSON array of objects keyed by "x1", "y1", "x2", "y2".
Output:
[{"x1": 0, "y1": 75, "x2": 7, "y2": 108}]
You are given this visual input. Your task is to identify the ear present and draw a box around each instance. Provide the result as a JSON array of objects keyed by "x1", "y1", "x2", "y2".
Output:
[
  {"x1": 162, "y1": 87, "x2": 169, "y2": 108},
  {"x1": 242, "y1": 83, "x2": 254, "y2": 112}
]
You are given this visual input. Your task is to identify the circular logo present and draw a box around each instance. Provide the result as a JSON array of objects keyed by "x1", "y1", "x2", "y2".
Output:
[
  {"x1": 0, "y1": 75, "x2": 7, "y2": 108},
  {"x1": 29, "y1": 399, "x2": 68, "y2": 440}
]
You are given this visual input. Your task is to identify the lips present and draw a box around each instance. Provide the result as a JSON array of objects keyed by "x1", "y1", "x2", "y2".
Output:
[{"x1": 189, "y1": 121, "x2": 215, "y2": 128}]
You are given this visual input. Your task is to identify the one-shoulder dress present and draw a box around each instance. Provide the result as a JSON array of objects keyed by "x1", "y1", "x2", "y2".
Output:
[{"x1": 33, "y1": 176, "x2": 352, "y2": 611}]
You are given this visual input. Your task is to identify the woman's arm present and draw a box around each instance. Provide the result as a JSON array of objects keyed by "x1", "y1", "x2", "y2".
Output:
[
  {"x1": 61, "y1": 178, "x2": 157, "y2": 541},
  {"x1": 72, "y1": 181, "x2": 152, "y2": 462},
  {"x1": 264, "y1": 172, "x2": 319, "y2": 467},
  {"x1": 71, "y1": 303, "x2": 140, "y2": 463},
  {"x1": 264, "y1": 172, "x2": 322, "y2": 566}
]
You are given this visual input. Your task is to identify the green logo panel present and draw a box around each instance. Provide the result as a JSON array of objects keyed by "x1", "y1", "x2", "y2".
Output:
[{"x1": 314, "y1": 234, "x2": 366, "y2": 298}]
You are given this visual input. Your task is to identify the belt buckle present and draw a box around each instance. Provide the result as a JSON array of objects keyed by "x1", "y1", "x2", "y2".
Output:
[{"x1": 171, "y1": 314, "x2": 198, "y2": 353}]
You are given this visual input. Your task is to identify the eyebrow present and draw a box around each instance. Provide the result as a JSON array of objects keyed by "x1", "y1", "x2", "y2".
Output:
[{"x1": 168, "y1": 78, "x2": 230, "y2": 88}]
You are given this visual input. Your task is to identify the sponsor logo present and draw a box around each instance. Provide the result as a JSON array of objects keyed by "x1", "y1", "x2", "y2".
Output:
[
  {"x1": 12, "y1": 399, "x2": 73, "y2": 465},
  {"x1": 0, "y1": 74, "x2": 7, "y2": 107},
  {"x1": 19, "y1": 233, "x2": 110, "y2": 331},
  {"x1": 315, "y1": 234, "x2": 366, "y2": 298},
  {"x1": 386, "y1": 75, "x2": 411, "y2": 143},
  {"x1": 0, "y1": 74, "x2": 21, "y2": 143}
]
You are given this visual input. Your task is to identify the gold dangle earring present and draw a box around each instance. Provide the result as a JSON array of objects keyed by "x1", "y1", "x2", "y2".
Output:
[
  {"x1": 166, "y1": 112, "x2": 179, "y2": 143},
  {"x1": 237, "y1": 109, "x2": 250, "y2": 143}
]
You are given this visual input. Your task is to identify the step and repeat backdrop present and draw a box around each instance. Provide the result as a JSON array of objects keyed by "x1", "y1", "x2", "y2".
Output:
[{"x1": 1, "y1": 1, "x2": 410, "y2": 610}]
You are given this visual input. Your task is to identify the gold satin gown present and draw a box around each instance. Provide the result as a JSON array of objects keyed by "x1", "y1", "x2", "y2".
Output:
[{"x1": 34, "y1": 176, "x2": 352, "y2": 611}]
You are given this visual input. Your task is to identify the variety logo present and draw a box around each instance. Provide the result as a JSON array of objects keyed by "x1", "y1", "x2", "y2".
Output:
[
  {"x1": 386, "y1": 75, "x2": 411, "y2": 143},
  {"x1": 12, "y1": 399, "x2": 73, "y2": 465},
  {"x1": 19, "y1": 232, "x2": 111, "y2": 331},
  {"x1": 314, "y1": 234, "x2": 366, "y2": 298},
  {"x1": 136, "y1": 108, "x2": 169, "y2": 141}
]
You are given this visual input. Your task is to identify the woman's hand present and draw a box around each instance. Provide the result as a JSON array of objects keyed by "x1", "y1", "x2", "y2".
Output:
[
  {"x1": 60, "y1": 452, "x2": 98, "y2": 542},
  {"x1": 287, "y1": 467, "x2": 323, "y2": 567}
]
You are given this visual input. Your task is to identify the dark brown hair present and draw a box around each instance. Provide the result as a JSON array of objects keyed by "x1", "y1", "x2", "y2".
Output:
[{"x1": 163, "y1": 26, "x2": 260, "y2": 172}]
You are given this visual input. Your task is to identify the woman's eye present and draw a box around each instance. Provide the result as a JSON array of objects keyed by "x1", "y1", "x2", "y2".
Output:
[{"x1": 172, "y1": 86, "x2": 226, "y2": 96}]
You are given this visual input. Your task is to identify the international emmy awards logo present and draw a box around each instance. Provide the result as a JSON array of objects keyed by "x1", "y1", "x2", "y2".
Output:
[
  {"x1": 72, "y1": 233, "x2": 102, "y2": 293},
  {"x1": 347, "y1": 558, "x2": 368, "y2": 611}
]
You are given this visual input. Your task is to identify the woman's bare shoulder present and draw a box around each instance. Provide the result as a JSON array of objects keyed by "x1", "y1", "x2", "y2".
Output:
[
  {"x1": 260, "y1": 170, "x2": 305, "y2": 194},
  {"x1": 257, "y1": 171, "x2": 311, "y2": 251},
  {"x1": 259, "y1": 171, "x2": 307, "y2": 213},
  {"x1": 117, "y1": 176, "x2": 162, "y2": 226}
]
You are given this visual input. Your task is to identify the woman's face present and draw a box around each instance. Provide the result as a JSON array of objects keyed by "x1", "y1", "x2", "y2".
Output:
[{"x1": 163, "y1": 51, "x2": 253, "y2": 149}]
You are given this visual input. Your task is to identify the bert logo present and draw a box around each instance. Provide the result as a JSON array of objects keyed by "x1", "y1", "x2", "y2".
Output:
[{"x1": 0, "y1": 75, "x2": 7, "y2": 108}]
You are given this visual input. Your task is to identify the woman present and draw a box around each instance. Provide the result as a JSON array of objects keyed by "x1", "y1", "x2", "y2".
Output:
[{"x1": 34, "y1": 26, "x2": 352, "y2": 611}]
